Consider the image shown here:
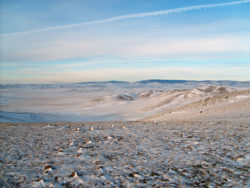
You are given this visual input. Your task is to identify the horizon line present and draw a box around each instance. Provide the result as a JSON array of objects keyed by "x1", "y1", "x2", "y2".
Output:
[{"x1": 1, "y1": 79, "x2": 250, "y2": 85}]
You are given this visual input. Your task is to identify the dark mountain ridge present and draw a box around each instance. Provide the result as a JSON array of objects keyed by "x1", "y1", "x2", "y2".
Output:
[{"x1": 1, "y1": 79, "x2": 250, "y2": 89}]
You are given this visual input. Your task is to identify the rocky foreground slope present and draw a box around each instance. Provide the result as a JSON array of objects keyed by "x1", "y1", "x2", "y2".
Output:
[{"x1": 0, "y1": 121, "x2": 249, "y2": 187}]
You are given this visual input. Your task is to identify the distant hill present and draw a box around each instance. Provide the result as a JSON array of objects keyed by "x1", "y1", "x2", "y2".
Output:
[
  {"x1": 1, "y1": 79, "x2": 250, "y2": 89},
  {"x1": 137, "y1": 79, "x2": 189, "y2": 84},
  {"x1": 77, "y1": 81, "x2": 129, "y2": 84},
  {"x1": 137, "y1": 79, "x2": 250, "y2": 85}
]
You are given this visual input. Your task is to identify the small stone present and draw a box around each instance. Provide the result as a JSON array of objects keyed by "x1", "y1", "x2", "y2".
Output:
[
  {"x1": 44, "y1": 165, "x2": 52, "y2": 173},
  {"x1": 70, "y1": 171, "x2": 78, "y2": 177},
  {"x1": 75, "y1": 153, "x2": 81, "y2": 158},
  {"x1": 129, "y1": 172, "x2": 136, "y2": 177},
  {"x1": 77, "y1": 147, "x2": 84, "y2": 153},
  {"x1": 31, "y1": 179, "x2": 46, "y2": 187},
  {"x1": 68, "y1": 141, "x2": 75, "y2": 146},
  {"x1": 134, "y1": 174, "x2": 142, "y2": 179},
  {"x1": 150, "y1": 171, "x2": 159, "y2": 176},
  {"x1": 193, "y1": 142, "x2": 199, "y2": 145},
  {"x1": 86, "y1": 140, "x2": 92, "y2": 144}
]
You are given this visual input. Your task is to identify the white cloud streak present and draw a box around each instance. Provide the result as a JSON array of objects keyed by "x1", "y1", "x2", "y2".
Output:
[{"x1": 1, "y1": 0, "x2": 250, "y2": 37}]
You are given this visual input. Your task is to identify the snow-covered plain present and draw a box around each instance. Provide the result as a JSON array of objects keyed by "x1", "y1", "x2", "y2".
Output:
[{"x1": 0, "y1": 80, "x2": 250, "y2": 122}]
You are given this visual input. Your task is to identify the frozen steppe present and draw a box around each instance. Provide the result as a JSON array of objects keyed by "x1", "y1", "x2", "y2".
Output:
[
  {"x1": 0, "y1": 121, "x2": 249, "y2": 187},
  {"x1": 0, "y1": 81, "x2": 249, "y2": 187},
  {"x1": 1, "y1": 81, "x2": 250, "y2": 122}
]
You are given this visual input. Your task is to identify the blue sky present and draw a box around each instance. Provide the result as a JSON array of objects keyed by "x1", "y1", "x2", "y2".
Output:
[{"x1": 1, "y1": 0, "x2": 250, "y2": 83}]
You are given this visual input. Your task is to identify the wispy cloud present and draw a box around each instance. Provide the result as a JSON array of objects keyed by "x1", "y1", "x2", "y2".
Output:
[
  {"x1": 2, "y1": 66, "x2": 250, "y2": 84},
  {"x1": 2, "y1": 35, "x2": 249, "y2": 63},
  {"x1": 1, "y1": 0, "x2": 250, "y2": 37}
]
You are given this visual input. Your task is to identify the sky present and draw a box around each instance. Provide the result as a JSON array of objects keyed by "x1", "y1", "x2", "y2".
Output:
[{"x1": 0, "y1": 0, "x2": 250, "y2": 83}]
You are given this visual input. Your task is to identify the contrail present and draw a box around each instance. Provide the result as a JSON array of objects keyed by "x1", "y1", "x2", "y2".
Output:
[{"x1": 1, "y1": 0, "x2": 250, "y2": 37}]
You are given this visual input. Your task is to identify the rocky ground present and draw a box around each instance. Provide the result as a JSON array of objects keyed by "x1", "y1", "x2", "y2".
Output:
[{"x1": 0, "y1": 121, "x2": 249, "y2": 187}]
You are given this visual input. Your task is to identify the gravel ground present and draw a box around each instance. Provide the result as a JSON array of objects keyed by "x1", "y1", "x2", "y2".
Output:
[{"x1": 0, "y1": 121, "x2": 249, "y2": 187}]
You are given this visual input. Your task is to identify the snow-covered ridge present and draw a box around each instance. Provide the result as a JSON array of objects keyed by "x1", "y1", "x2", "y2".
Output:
[{"x1": 0, "y1": 84, "x2": 249, "y2": 122}]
